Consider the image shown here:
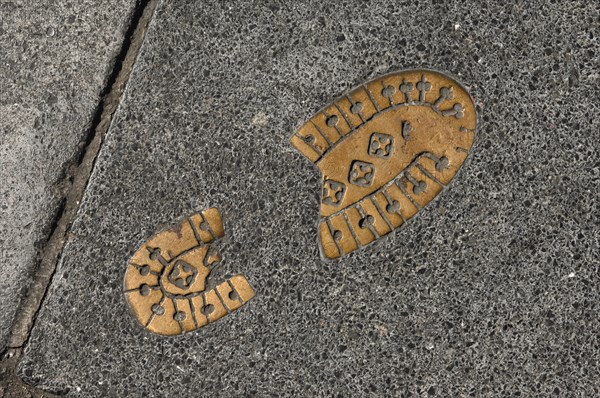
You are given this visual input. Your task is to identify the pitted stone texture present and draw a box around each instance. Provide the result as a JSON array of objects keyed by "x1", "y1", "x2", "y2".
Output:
[
  {"x1": 19, "y1": 0, "x2": 600, "y2": 396},
  {"x1": 0, "y1": 0, "x2": 137, "y2": 349}
]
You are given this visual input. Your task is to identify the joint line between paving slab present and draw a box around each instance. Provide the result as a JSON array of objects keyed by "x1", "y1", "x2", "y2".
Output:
[{"x1": 5, "y1": 0, "x2": 160, "y2": 351}]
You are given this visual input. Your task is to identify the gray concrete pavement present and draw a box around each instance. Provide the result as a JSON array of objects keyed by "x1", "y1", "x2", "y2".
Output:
[
  {"x1": 4, "y1": 0, "x2": 600, "y2": 396},
  {"x1": 0, "y1": 0, "x2": 137, "y2": 350}
]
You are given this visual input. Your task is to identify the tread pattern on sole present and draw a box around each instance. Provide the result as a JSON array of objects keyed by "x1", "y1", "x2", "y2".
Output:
[{"x1": 291, "y1": 70, "x2": 477, "y2": 260}]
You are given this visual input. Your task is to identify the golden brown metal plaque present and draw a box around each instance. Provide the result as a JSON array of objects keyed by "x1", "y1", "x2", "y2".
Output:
[
  {"x1": 123, "y1": 208, "x2": 255, "y2": 335},
  {"x1": 291, "y1": 70, "x2": 477, "y2": 260}
]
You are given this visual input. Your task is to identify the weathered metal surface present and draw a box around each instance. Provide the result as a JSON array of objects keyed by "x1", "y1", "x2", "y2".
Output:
[
  {"x1": 291, "y1": 70, "x2": 477, "y2": 259},
  {"x1": 123, "y1": 208, "x2": 255, "y2": 336}
]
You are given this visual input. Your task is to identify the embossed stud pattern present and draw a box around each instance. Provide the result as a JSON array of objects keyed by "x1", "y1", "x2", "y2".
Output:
[
  {"x1": 123, "y1": 208, "x2": 255, "y2": 336},
  {"x1": 291, "y1": 70, "x2": 477, "y2": 260}
]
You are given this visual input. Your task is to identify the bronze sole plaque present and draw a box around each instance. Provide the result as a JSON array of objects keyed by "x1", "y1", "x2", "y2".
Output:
[
  {"x1": 291, "y1": 70, "x2": 477, "y2": 260},
  {"x1": 123, "y1": 208, "x2": 255, "y2": 335}
]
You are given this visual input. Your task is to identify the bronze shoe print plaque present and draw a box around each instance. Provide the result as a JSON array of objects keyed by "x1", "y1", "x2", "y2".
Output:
[
  {"x1": 123, "y1": 208, "x2": 255, "y2": 335},
  {"x1": 291, "y1": 70, "x2": 477, "y2": 260}
]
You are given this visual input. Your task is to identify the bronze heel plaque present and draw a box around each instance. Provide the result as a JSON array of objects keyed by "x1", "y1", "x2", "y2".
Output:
[{"x1": 123, "y1": 208, "x2": 255, "y2": 335}]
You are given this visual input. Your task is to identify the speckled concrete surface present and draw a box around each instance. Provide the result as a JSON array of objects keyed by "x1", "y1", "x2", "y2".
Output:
[
  {"x1": 0, "y1": 0, "x2": 137, "y2": 350},
  {"x1": 19, "y1": 0, "x2": 600, "y2": 396}
]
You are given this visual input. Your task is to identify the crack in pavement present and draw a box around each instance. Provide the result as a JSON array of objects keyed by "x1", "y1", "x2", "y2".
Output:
[{"x1": 0, "y1": 0, "x2": 160, "y2": 395}]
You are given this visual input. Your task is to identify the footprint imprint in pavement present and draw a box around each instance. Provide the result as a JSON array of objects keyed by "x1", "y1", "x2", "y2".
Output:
[
  {"x1": 290, "y1": 69, "x2": 477, "y2": 260},
  {"x1": 123, "y1": 208, "x2": 255, "y2": 336}
]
